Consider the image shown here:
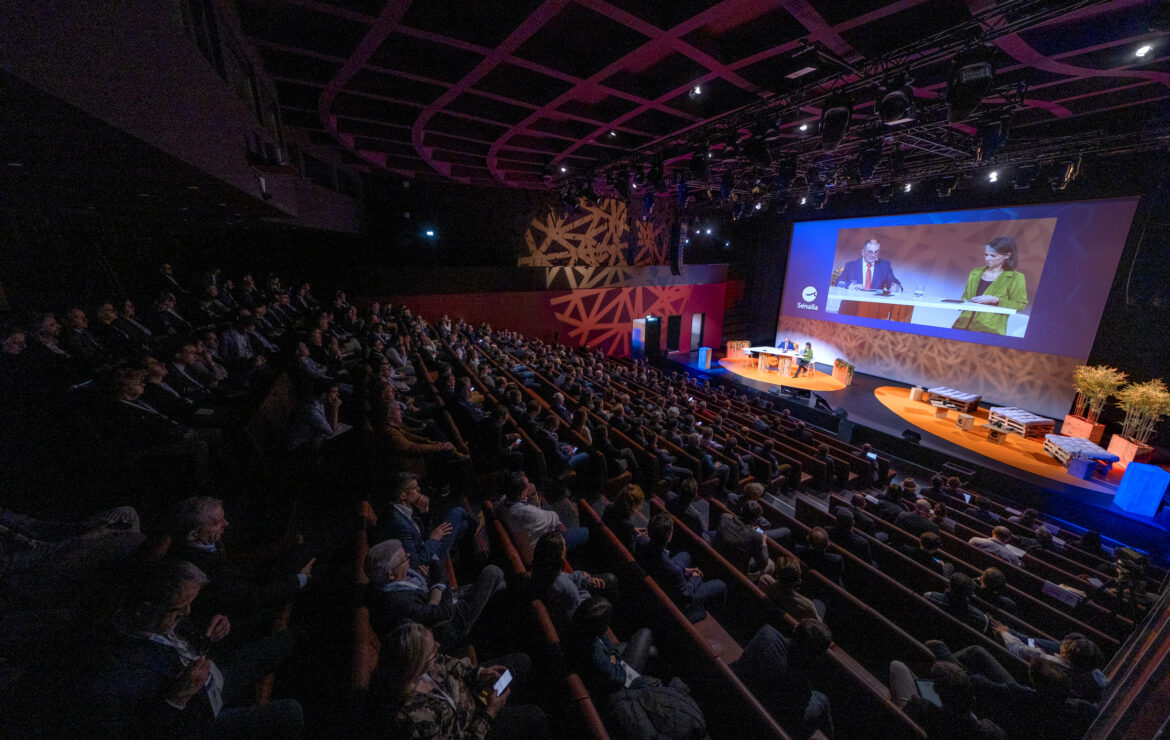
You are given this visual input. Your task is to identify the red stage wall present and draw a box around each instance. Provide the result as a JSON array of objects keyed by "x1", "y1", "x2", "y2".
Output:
[{"x1": 380, "y1": 282, "x2": 727, "y2": 358}]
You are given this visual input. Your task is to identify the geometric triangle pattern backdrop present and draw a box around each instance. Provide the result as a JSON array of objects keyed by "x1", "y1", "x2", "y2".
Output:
[
  {"x1": 549, "y1": 284, "x2": 693, "y2": 357},
  {"x1": 519, "y1": 198, "x2": 667, "y2": 268}
]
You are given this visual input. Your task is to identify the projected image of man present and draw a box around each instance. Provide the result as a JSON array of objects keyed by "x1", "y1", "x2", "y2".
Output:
[
  {"x1": 837, "y1": 239, "x2": 901, "y2": 291},
  {"x1": 952, "y1": 236, "x2": 1028, "y2": 335}
]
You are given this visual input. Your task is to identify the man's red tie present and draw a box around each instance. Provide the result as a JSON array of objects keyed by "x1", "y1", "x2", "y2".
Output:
[{"x1": 864, "y1": 263, "x2": 872, "y2": 289}]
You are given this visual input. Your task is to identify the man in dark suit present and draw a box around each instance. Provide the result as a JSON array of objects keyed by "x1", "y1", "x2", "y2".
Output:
[
  {"x1": 896, "y1": 499, "x2": 941, "y2": 538},
  {"x1": 635, "y1": 513, "x2": 726, "y2": 623},
  {"x1": 899, "y1": 531, "x2": 954, "y2": 577},
  {"x1": 795, "y1": 526, "x2": 844, "y2": 585},
  {"x1": 81, "y1": 559, "x2": 302, "y2": 738},
  {"x1": 364, "y1": 539, "x2": 503, "y2": 644},
  {"x1": 114, "y1": 299, "x2": 155, "y2": 346},
  {"x1": 167, "y1": 496, "x2": 314, "y2": 640},
  {"x1": 836, "y1": 239, "x2": 901, "y2": 291},
  {"x1": 370, "y1": 473, "x2": 477, "y2": 566}
]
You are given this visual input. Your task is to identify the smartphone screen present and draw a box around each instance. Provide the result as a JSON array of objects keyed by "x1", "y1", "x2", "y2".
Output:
[
  {"x1": 1027, "y1": 638, "x2": 1035, "y2": 648},
  {"x1": 916, "y1": 679, "x2": 942, "y2": 707},
  {"x1": 493, "y1": 669, "x2": 513, "y2": 694}
]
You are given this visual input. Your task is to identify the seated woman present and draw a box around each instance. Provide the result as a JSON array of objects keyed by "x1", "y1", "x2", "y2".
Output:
[
  {"x1": 368, "y1": 621, "x2": 548, "y2": 739},
  {"x1": 564, "y1": 596, "x2": 655, "y2": 697},
  {"x1": 531, "y1": 531, "x2": 615, "y2": 634},
  {"x1": 601, "y1": 484, "x2": 646, "y2": 553},
  {"x1": 951, "y1": 236, "x2": 1029, "y2": 335}
]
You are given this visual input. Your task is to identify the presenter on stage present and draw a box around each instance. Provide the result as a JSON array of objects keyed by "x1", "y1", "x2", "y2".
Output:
[
  {"x1": 952, "y1": 236, "x2": 1028, "y2": 335},
  {"x1": 837, "y1": 239, "x2": 901, "y2": 291},
  {"x1": 778, "y1": 337, "x2": 796, "y2": 352},
  {"x1": 793, "y1": 342, "x2": 814, "y2": 378}
]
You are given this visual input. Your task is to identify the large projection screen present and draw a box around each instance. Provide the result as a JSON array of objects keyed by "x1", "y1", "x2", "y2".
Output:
[{"x1": 775, "y1": 198, "x2": 1140, "y2": 418}]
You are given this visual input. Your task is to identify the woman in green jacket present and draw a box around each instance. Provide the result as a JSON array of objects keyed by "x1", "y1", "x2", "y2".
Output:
[{"x1": 951, "y1": 236, "x2": 1028, "y2": 335}]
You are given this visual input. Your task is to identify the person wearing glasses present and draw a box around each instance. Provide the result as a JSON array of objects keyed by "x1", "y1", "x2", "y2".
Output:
[{"x1": 837, "y1": 239, "x2": 902, "y2": 292}]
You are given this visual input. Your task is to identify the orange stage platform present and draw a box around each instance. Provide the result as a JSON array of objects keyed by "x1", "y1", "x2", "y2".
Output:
[
  {"x1": 873, "y1": 386, "x2": 1123, "y2": 494},
  {"x1": 717, "y1": 358, "x2": 847, "y2": 392}
]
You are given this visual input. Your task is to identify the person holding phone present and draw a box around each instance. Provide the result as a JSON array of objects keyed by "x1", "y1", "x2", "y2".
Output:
[
  {"x1": 888, "y1": 659, "x2": 1006, "y2": 739},
  {"x1": 369, "y1": 621, "x2": 548, "y2": 739}
]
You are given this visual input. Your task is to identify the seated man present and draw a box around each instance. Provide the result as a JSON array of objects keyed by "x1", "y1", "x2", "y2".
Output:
[
  {"x1": 757, "y1": 555, "x2": 824, "y2": 622},
  {"x1": 495, "y1": 472, "x2": 588, "y2": 564},
  {"x1": 889, "y1": 659, "x2": 1006, "y2": 739},
  {"x1": 829, "y1": 508, "x2": 874, "y2": 566},
  {"x1": 730, "y1": 620, "x2": 834, "y2": 740},
  {"x1": 896, "y1": 499, "x2": 941, "y2": 538},
  {"x1": 82, "y1": 559, "x2": 302, "y2": 738},
  {"x1": 364, "y1": 539, "x2": 504, "y2": 645},
  {"x1": 167, "y1": 496, "x2": 314, "y2": 640},
  {"x1": 988, "y1": 622, "x2": 1108, "y2": 703},
  {"x1": 795, "y1": 526, "x2": 844, "y2": 586},
  {"x1": 925, "y1": 572, "x2": 989, "y2": 634},
  {"x1": 968, "y1": 526, "x2": 1022, "y2": 567},
  {"x1": 634, "y1": 513, "x2": 726, "y2": 623},
  {"x1": 900, "y1": 532, "x2": 954, "y2": 577},
  {"x1": 370, "y1": 473, "x2": 477, "y2": 566}
]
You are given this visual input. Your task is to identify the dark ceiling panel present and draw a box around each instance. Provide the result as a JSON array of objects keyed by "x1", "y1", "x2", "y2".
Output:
[
  {"x1": 806, "y1": 0, "x2": 894, "y2": 28},
  {"x1": 238, "y1": 2, "x2": 370, "y2": 57},
  {"x1": 497, "y1": 148, "x2": 550, "y2": 164},
  {"x1": 602, "y1": 0, "x2": 722, "y2": 32},
  {"x1": 736, "y1": 54, "x2": 839, "y2": 95},
  {"x1": 422, "y1": 133, "x2": 491, "y2": 155},
  {"x1": 345, "y1": 70, "x2": 446, "y2": 105},
  {"x1": 332, "y1": 94, "x2": 421, "y2": 125},
  {"x1": 425, "y1": 112, "x2": 509, "y2": 142},
  {"x1": 624, "y1": 107, "x2": 695, "y2": 136},
  {"x1": 1058, "y1": 45, "x2": 1164, "y2": 73},
  {"x1": 279, "y1": 109, "x2": 323, "y2": 130},
  {"x1": 526, "y1": 116, "x2": 605, "y2": 140},
  {"x1": 443, "y1": 94, "x2": 533, "y2": 125},
  {"x1": 604, "y1": 51, "x2": 708, "y2": 100},
  {"x1": 838, "y1": 0, "x2": 974, "y2": 59},
  {"x1": 399, "y1": 0, "x2": 546, "y2": 49},
  {"x1": 1059, "y1": 82, "x2": 1162, "y2": 115},
  {"x1": 512, "y1": 3, "x2": 648, "y2": 79},
  {"x1": 258, "y1": 48, "x2": 343, "y2": 85},
  {"x1": 337, "y1": 118, "x2": 412, "y2": 142},
  {"x1": 368, "y1": 32, "x2": 484, "y2": 83},
  {"x1": 1018, "y1": 4, "x2": 1153, "y2": 57},
  {"x1": 683, "y1": 6, "x2": 806, "y2": 64},
  {"x1": 556, "y1": 94, "x2": 640, "y2": 123},
  {"x1": 353, "y1": 137, "x2": 417, "y2": 157},
  {"x1": 505, "y1": 134, "x2": 564, "y2": 153},
  {"x1": 473, "y1": 62, "x2": 575, "y2": 105}
]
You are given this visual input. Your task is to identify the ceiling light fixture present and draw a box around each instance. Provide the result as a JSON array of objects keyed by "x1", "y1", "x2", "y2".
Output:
[
  {"x1": 1136, "y1": 44, "x2": 1153, "y2": 57},
  {"x1": 975, "y1": 118, "x2": 1011, "y2": 162},
  {"x1": 799, "y1": 123, "x2": 809, "y2": 132},
  {"x1": 903, "y1": 182, "x2": 912, "y2": 192},
  {"x1": 800, "y1": 196, "x2": 807, "y2": 205},
  {"x1": 988, "y1": 170, "x2": 999, "y2": 182},
  {"x1": 947, "y1": 45, "x2": 995, "y2": 123},
  {"x1": 819, "y1": 91, "x2": 852, "y2": 150},
  {"x1": 877, "y1": 78, "x2": 916, "y2": 125},
  {"x1": 689, "y1": 85, "x2": 703, "y2": 101},
  {"x1": 559, "y1": 166, "x2": 567, "y2": 173},
  {"x1": 786, "y1": 65, "x2": 818, "y2": 80}
]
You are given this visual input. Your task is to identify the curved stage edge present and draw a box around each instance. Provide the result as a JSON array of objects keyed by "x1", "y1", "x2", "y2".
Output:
[
  {"x1": 716, "y1": 358, "x2": 846, "y2": 392},
  {"x1": 873, "y1": 386, "x2": 1121, "y2": 495},
  {"x1": 667, "y1": 351, "x2": 1168, "y2": 560}
]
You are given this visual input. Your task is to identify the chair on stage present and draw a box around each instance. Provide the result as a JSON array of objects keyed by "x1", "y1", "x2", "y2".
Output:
[{"x1": 726, "y1": 340, "x2": 752, "y2": 367}]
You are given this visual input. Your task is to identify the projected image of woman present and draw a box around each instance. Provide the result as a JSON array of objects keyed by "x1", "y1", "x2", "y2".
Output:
[{"x1": 952, "y1": 236, "x2": 1028, "y2": 335}]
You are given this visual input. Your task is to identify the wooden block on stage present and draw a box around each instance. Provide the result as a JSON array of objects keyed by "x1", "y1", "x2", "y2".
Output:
[
  {"x1": 909, "y1": 386, "x2": 924, "y2": 402},
  {"x1": 986, "y1": 427, "x2": 1007, "y2": 444},
  {"x1": 934, "y1": 406, "x2": 949, "y2": 420},
  {"x1": 956, "y1": 413, "x2": 975, "y2": 431}
]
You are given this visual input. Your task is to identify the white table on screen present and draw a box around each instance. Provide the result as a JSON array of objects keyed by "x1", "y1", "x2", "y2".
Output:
[{"x1": 826, "y1": 287, "x2": 1017, "y2": 325}]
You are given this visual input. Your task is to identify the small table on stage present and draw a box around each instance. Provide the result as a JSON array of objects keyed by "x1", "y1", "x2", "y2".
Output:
[
  {"x1": 827, "y1": 287, "x2": 1017, "y2": 324},
  {"x1": 746, "y1": 346, "x2": 801, "y2": 375}
]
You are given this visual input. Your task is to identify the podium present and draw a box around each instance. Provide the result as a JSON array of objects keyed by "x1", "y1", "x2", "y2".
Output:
[{"x1": 698, "y1": 346, "x2": 712, "y2": 370}]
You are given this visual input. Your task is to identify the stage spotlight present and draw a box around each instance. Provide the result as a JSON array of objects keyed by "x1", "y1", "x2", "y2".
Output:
[
  {"x1": 1136, "y1": 44, "x2": 1153, "y2": 57},
  {"x1": 607, "y1": 129, "x2": 619, "y2": 139},
  {"x1": 1012, "y1": 165, "x2": 1037, "y2": 190},
  {"x1": 876, "y1": 78, "x2": 915, "y2": 125},
  {"x1": 903, "y1": 182, "x2": 913, "y2": 192},
  {"x1": 1049, "y1": 156, "x2": 1082, "y2": 191},
  {"x1": 820, "y1": 92, "x2": 852, "y2": 150},
  {"x1": 947, "y1": 45, "x2": 995, "y2": 123},
  {"x1": 811, "y1": 189, "x2": 828, "y2": 209},
  {"x1": 800, "y1": 196, "x2": 807, "y2": 205},
  {"x1": 799, "y1": 123, "x2": 809, "y2": 132},
  {"x1": 988, "y1": 170, "x2": 999, "y2": 183},
  {"x1": 857, "y1": 139, "x2": 883, "y2": 180},
  {"x1": 689, "y1": 85, "x2": 703, "y2": 101},
  {"x1": 559, "y1": 166, "x2": 568, "y2": 173},
  {"x1": 876, "y1": 183, "x2": 893, "y2": 203},
  {"x1": 975, "y1": 118, "x2": 1010, "y2": 162},
  {"x1": 902, "y1": 429, "x2": 922, "y2": 444}
]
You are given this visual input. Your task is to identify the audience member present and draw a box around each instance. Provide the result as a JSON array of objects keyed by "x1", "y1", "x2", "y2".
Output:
[
  {"x1": 968, "y1": 526, "x2": 1022, "y2": 567},
  {"x1": 730, "y1": 620, "x2": 835, "y2": 740},
  {"x1": 635, "y1": 513, "x2": 726, "y2": 623}
]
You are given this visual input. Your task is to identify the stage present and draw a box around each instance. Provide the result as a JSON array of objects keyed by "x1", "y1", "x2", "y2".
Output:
[{"x1": 668, "y1": 350, "x2": 1169, "y2": 560}]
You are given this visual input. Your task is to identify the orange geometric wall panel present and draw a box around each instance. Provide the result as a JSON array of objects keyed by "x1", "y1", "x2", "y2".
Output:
[
  {"x1": 519, "y1": 198, "x2": 669, "y2": 267},
  {"x1": 549, "y1": 285, "x2": 694, "y2": 357}
]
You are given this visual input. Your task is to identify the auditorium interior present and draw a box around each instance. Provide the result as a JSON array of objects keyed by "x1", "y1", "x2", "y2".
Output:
[{"x1": 4, "y1": 1, "x2": 1170, "y2": 738}]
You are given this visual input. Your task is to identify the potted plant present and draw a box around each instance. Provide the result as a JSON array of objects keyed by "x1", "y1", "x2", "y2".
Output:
[
  {"x1": 1066, "y1": 365, "x2": 1126, "y2": 443},
  {"x1": 830, "y1": 266, "x2": 843, "y2": 287},
  {"x1": 832, "y1": 358, "x2": 854, "y2": 386},
  {"x1": 1106, "y1": 379, "x2": 1170, "y2": 467}
]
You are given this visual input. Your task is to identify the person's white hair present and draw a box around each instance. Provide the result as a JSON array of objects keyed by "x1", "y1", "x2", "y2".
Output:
[{"x1": 366, "y1": 539, "x2": 406, "y2": 584}]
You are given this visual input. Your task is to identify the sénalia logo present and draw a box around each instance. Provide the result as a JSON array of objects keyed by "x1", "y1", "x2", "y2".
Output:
[{"x1": 798, "y1": 285, "x2": 819, "y2": 310}]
